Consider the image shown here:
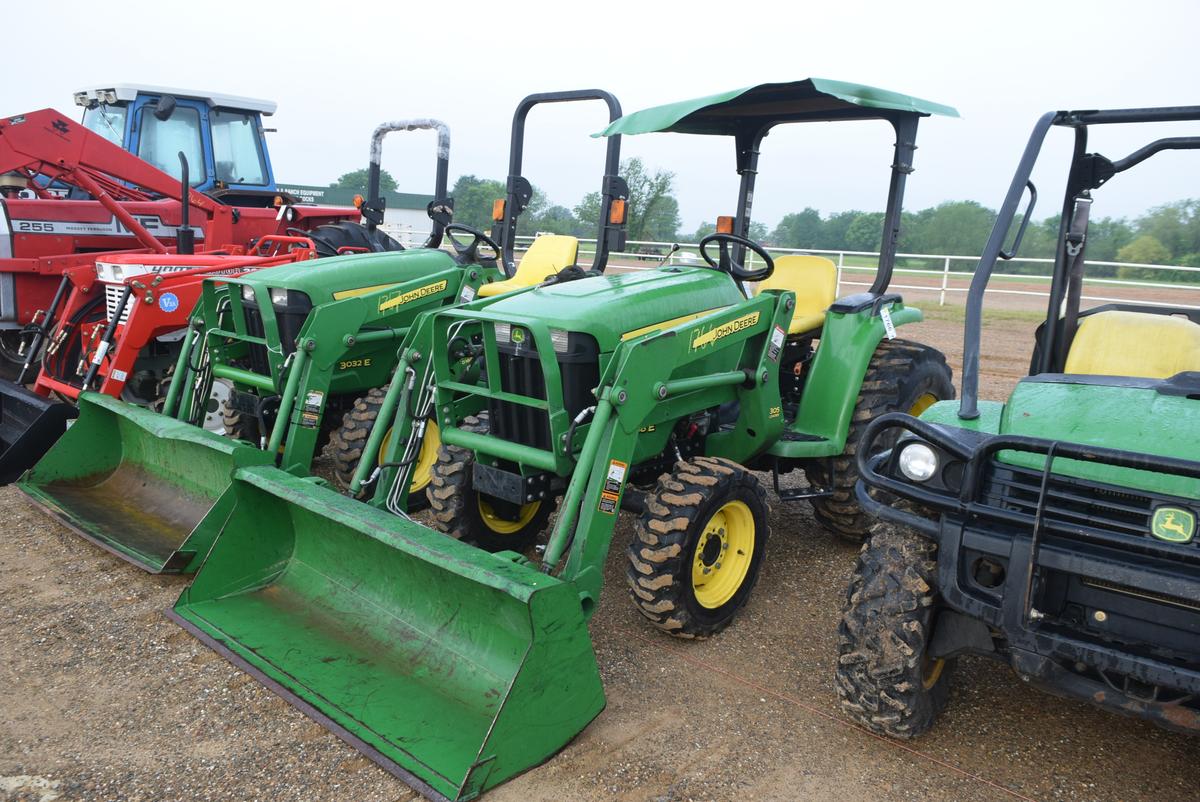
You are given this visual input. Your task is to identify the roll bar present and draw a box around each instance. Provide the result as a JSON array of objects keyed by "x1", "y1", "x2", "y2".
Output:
[
  {"x1": 363, "y1": 119, "x2": 453, "y2": 249},
  {"x1": 493, "y1": 90, "x2": 629, "y2": 275},
  {"x1": 957, "y1": 105, "x2": 1200, "y2": 420}
]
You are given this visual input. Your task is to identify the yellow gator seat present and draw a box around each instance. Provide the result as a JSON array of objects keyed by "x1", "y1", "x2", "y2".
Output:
[
  {"x1": 752, "y1": 254, "x2": 838, "y2": 335},
  {"x1": 1064, "y1": 310, "x2": 1200, "y2": 379},
  {"x1": 477, "y1": 234, "x2": 579, "y2": 297}
]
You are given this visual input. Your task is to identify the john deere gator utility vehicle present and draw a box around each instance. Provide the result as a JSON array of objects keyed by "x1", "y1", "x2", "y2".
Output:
[
  {"x1": 168, "y1": 79, "x2": 957, "y2": 801},
  {"x1": 19, "y1": 91, "x2": 629, "y2": 576},
  {"x1": 841, "y1": 106, "x2": 1200, "y2": 737}
]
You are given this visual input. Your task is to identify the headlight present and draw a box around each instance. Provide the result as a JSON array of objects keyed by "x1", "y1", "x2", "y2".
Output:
[
  {"x1": 110, "y1": 266, "x2": 124, "y2": 282},
  {"x1": 897, "y1": 441, "x2": 939, "y2": 482},
  {"x1": 270, "y1": 287, "x2": 289, "y2": 306},
  {"x1": 241, "y1": 285, "x2": 255, "y2": 302},
  {"x1": 549, "y1": 328, "x2": 570, "y2": 353}
]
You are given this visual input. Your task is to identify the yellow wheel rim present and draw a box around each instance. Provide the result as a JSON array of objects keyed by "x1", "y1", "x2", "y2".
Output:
[
  {"x1": 922, "y1": 656, "x2": 946, "y2": 689},
  {"x1": 691, "y1": 500, "x2": 755, "y2": 609},
  {"x1": 477, "y1": 495, "x2": 542, "y2": 535},
  {"x1": 373, "y1": 420, "x2": 440, "y2": 495},
  {"x1": 407, "y1": 420, "x2": 440, "y2": 495},
  {"x1": 908, "y1": 392, "x2": 938, "y2": 417}
]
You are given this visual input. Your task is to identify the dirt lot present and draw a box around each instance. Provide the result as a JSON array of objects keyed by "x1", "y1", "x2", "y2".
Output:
[{"x1": 2, "y1": 310, "x2": 1198, "y2": 802}]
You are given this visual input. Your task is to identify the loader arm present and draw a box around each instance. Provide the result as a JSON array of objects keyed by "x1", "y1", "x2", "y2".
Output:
[
  {"x1": 1, "y1": 109, "x2": 231, "y2": 250},
  {"x1": 548, "y1": 290, "x2": 794, "y2": 607}
]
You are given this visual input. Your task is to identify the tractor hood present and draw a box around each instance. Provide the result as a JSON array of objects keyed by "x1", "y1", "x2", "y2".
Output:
[
  {"x1": 480, "y1": 266, "x2": 745, "y2": 352},
  {"x1": 227, "y1": 248, "x2": 457, "y2": 304},
  {"x1": 923, "y1": 376, "x2": 1200, "y2": 498}
]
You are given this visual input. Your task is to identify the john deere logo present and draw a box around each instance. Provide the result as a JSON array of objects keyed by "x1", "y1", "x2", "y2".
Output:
[
  {"x1": 378, "y1": 280, "x2": 447, "y2": 313},
  {"x1": 510, "y1": 327, "x2": 526, "y2": 344},
  {"x1": 690, "y1": 311, "x2": 760, "y2": 350},
  {"x1": 1150, "y1": 507, "x2": 1195, "y2": 543}
]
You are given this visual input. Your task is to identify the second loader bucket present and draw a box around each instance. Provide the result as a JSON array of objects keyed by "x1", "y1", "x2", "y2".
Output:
[
  {"x1": 0, "y1": 380, "x2": 77, "y2": 486},
  {"x1": 18, "y1": 392, "x2": 272, "y2": 573},
  {"x1": 171, "y1": 466, "x2": 605, "y2": 802}
]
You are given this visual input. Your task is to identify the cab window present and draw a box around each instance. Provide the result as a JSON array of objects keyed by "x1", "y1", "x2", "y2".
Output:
[
  {"x1": 81, "y1": 104, "x2": 128, "y2": 147},
  {"x1": 137, "y1": 106, "x2": 206, "y2": 185},
  {"x1": 211, "y1": 110, "x2": 268, "y2": 186}
]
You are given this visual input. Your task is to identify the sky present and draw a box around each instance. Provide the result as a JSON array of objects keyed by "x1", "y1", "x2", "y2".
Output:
[{"x1": 8, "y1": 0, "x2": 1199, "y2": 233}]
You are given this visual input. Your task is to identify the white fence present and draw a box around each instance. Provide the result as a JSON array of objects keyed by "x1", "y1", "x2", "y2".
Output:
[{"x1": 510, "y1": 235, "x2": 1200, "y2": 311}]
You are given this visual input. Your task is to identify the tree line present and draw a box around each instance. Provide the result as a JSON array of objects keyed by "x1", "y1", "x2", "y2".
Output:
[{"x1": 337, "y1": 163, "x2": 1200, "y2": 280}]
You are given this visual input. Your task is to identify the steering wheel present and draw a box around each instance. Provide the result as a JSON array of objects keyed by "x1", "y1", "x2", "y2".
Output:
[
  {"x1": 698, "y1": 233, "x2": 774, "y2": 282},
  {"x1": 444, "y1": 224, "x2": 501, "y2": 267}
]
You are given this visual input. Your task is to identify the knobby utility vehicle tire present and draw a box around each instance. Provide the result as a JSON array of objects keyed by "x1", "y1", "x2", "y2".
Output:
[
  {"x1": 806, "y1": 339, "x2": 953, "y2": 542},
  {"x1": 627, "y1": 457, "x2": 769, "y2": 639},
  {"x1": 836, "y1": 526, "x2": 953, "y2": 738},
  {"x1": 427, "y1": 414, "x2": 554, "y2": 553},
  {"x1": 329, "y1": 387, "x2": 435, "y2": 509}
]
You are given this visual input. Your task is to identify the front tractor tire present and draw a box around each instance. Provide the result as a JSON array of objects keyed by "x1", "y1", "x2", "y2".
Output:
[
  {"x1": 427, "y1": 415, "x2": 554, "y2": 553},
  {"x1": 836, "y1": 527, "x2": 953, "y2": 738},
  {"x1": 329, "y1": 387, "x2": 440, "y2": 509},
  {"x1": 626, "y1": 457, "x2": 769, "y2": 639},
  {"x1": 807, "y1": 339, "x2": 953, "y2": 542}
]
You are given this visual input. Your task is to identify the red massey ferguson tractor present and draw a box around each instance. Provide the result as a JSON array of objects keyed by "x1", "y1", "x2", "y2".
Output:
[{"x1": 0, "y1": 106, "x2": 369, "y2": 379}]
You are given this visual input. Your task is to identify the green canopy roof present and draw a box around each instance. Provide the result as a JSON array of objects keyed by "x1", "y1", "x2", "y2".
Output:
[{"x1": 596, "y1": 78, "x2": 958, "y2": 138}]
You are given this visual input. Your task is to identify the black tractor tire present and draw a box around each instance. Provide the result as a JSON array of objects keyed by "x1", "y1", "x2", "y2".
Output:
[
  {"x1": 626, "y1": 457, "x2": 769, "y2": 639},
  {"x1": 328, "y1": 387, "x2": 438, "y2": 509},
  {"x1": 221, "y1": 396, "x2": 336, "y2": 453},
  {"x1": 222, "y1": 399, "x2": 259, "y2": 443},
  {"x1": 806, "y1": 339, "x2": 953, "y2": 542},
  {"x1": 0, "y1": 331, "x2": 34, "y2": 383},
  {"x1": 304, "y1": 221, "x2": 404, "y2": 259},
  {"x1": 427, "y1": 414, "x2": 554, "y2": 553},
  {"x1": 836, "y1": 526, "x2": 953, "y2": 738}
]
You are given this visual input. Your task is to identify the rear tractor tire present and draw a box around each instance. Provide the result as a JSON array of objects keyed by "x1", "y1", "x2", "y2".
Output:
[
  {"x1": 836, "y1": 526, "x2": 953, "y2": 738},
  {"x1": 807, "y1": 339, "x2": 953, "y2": 542},
  {"x1": 427, "y1": 415, "x2": 554, "y2": 553},
  {"x1": 328, "y1": 387, "x2": 440, "y2": 509},
  {"x1": 626, "y1": 457, "x2": 769, "y2": 639}
]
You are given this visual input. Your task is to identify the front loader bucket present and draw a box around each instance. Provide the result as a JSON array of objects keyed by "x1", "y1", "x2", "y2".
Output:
[
  {"x1": 0, "y1": 380, "x2": 77, "y2": 485},
  {"x1": 18, "y1": 392, "x2": 272, "y2": 573},
  {"x1": 171, "y1": 466, "x2": 604, "y2": 801}
]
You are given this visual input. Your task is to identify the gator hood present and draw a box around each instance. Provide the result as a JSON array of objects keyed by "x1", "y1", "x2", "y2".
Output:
[
  {"x1": 924, "y1": 376, "x2": 1200, "y2": 498},
  {"x1": 478, "y1": 266, "x2": 746, "y2": 352}
]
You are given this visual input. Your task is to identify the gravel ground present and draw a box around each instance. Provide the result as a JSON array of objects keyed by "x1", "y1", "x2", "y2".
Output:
[{"x1": 2, "y1": 315, "x2": 1198, "y2": 802}]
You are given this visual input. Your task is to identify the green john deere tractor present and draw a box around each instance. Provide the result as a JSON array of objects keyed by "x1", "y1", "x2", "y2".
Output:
[
  {"x1": 841, "y1": 105, "x2": 1200, "y2": 738},
  {"x1": 169, "y1": 79, "x2": 958, "y2": 801},
  {"x1": 19, "y1": 94, "x2": 629, "y2": 574}
]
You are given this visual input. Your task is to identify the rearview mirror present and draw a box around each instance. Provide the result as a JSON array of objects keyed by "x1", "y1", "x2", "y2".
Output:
[{"x1": 153, "y1": 95, "x2": 178, "y2": 122}]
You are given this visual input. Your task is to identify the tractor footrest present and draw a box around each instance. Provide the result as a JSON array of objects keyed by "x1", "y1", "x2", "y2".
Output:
[{"x1": 771, "y1": 460, "x2": 834, "y2": 502}]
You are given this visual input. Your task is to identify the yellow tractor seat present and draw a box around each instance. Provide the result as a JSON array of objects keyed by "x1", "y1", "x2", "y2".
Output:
[
  {"x1": 752, "y1": 254, "x2": 838, "y2": 334},
  {"x1": 477, "y1": 234, "x2": 579, "y2": 297},
  {"x1": 1064, "y1": 310, "x2": 1200, "y2": 379}
]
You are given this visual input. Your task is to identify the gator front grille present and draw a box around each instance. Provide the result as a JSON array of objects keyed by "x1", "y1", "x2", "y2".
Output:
[{"x1": 981, "y1": 463, "x2": 1190, "y2": 546}]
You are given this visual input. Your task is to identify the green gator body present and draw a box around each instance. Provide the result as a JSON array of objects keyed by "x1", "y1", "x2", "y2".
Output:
[{"x1": 920, "y1": 379, "x2": 1200, "y2": 499}]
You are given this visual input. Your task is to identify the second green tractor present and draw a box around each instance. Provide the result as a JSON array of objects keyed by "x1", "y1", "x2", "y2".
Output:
[{"x1": 170, "y1": 79, "x2": 959, "y2": 801}]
